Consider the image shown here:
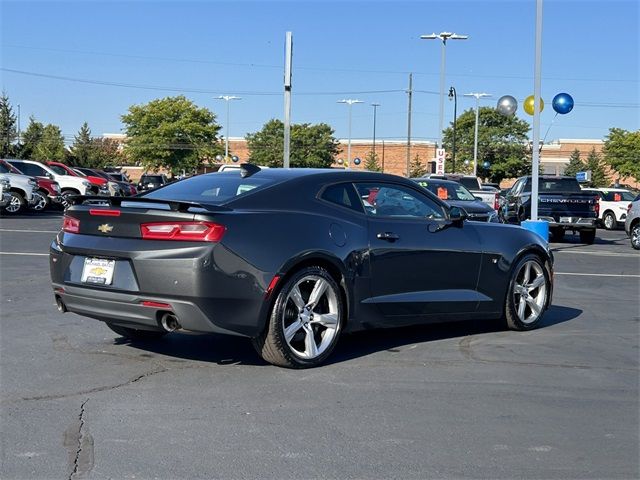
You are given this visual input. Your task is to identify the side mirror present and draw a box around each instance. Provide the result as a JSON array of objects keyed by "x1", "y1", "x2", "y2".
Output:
[{"x1": 449, "y1": 206, "x2": 467, "y2": 227}]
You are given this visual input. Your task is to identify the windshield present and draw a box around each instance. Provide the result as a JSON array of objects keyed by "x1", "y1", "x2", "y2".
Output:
[
  {"x1": 415, "y1": 180, "x2": 476, "y2": 201},
  {"x1": 50, "y1": 165, "x2": 71, "y2": 176},
  {"x1": 143, "y1": 172, "x2": 277, "y2": 205}
]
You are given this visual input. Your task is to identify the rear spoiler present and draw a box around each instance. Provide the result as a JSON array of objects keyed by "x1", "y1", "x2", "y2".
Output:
[{"x1": 66, "y1": 195, "x2": 231, "y2": 213}]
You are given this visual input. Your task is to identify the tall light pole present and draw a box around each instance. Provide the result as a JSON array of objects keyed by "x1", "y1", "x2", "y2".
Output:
[
  {"x1": 338, "y1": 99, "x2": 363, "y2": 168},
  {"x1": 371, "y1": 103, "x2": 380, "y2": 157},
  {"x1": 420, "y1": 31, "x2": 468, "y2": 147},
  {"x1": 464, "y1": 92, "x2": 492, "y2": 176},
  {"x1": 216, "y1": 95, "x2": 241, "y2": 160},
  {"x1": 448, "y1": 86, "x2": 457, "y2": 173}
]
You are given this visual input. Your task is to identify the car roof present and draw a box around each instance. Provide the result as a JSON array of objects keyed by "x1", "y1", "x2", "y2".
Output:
[
  {"x1": 583, "y1": 187, "x2": 630, "y2": 192},
  {"x1": 413, "y1": 177, "x2": 461, "y2": 186},
  {"x1": 210, "y1": 167, "x2": 410, "y2": 183}
]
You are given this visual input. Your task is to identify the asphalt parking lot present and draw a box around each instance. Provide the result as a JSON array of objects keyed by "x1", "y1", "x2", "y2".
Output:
[{"x1": 1, "y1": 211, "x2": 638, "y2": 480}]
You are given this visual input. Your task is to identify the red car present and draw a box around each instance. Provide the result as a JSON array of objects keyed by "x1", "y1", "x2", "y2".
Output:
[{"x1": 47, "y1": 161, "x2": 109, "y2": 194}]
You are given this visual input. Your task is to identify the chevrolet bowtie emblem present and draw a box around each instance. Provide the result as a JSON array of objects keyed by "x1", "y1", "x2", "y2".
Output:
[{"x1": 98, "y1": 224, "x2": 114, "y2": 233}]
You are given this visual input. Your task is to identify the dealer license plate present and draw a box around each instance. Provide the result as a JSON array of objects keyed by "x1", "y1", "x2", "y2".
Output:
[{"x1": 81, "y1": 258, "x2": 115, "y2": 285}]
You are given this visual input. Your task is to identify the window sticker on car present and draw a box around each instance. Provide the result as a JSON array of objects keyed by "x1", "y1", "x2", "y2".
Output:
[{"x1": 437, "y1": 187, "x2": 448, "y2": 200}]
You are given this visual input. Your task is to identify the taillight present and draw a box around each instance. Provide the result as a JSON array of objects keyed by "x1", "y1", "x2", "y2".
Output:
[
  {"x1": 140, "y1": 222, "x2": 225, "y2": 242},
  {"x1": 628, "y1": 203, "x2": 633, "y2": 214},
  {"x1": 594, "y1": 196, "x2": 600, "y2": 216},
  {"x1": 62, "y1": 215, "x2": 80, "y2": 233},
  {"x1": 493, "y1": 193, "x2": 500, "y2": 211}
]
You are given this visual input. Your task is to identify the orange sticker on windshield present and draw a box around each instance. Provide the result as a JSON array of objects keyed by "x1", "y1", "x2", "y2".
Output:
[{"x1": 437, "y1": 187, "x2": 448, "y2": 200}]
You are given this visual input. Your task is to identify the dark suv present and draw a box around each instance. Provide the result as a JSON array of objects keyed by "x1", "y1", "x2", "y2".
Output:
[{"x1": 138, "y1": 174, "x2": 169, "y2": 192}]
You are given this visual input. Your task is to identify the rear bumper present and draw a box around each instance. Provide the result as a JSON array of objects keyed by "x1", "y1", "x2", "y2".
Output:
[
  {"x1": 541, "y1": 216, "x2": 595, "y2": 230},
  {"x1": 52, "y1": 282, "x2": 243, "y2": 336}
]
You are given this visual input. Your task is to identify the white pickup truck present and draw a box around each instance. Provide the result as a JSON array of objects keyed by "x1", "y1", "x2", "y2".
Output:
[{"x1": 422, "y1": 174, "x2": 500, "y2": 211}]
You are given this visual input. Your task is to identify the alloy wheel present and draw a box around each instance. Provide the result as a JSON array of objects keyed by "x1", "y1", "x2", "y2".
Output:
[
  {"x1": 604, "y1": 213, "x2": 615, "y2": 230},
  {"x1": 512, "y1": 260, "x2": 547, "y2": 325},
  {"x1": 5, "y1": 194, "x2": 22, "y2": 213},
  {"x1": 632, "y1": 224, "x2": 640, "y2": 250},
  {"x1": 281, "y1": 275, "x2": 340, "y2": 360},
  {"x1": 31, "y1": 192, "x2": 47, "y2": 211}
]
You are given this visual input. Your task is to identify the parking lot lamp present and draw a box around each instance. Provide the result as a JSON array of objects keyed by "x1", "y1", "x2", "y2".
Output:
[
  {"x1": 338, "y1": 99, "x2": 363, "y2": 169},
  {"x1": 216, "y1": 95, "x2": 242, "y2": 160},
  {"x1": 371, "y1": 103, "x2": 380, "y2": 156},
  {"x1": 420, "y1": 32, "x2": 468, "y2": 147},
  {"x1": 463, "y1": 92, "x2": 492, "y2": 176}
]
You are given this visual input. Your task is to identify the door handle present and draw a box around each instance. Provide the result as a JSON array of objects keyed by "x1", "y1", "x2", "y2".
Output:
[{"x1": 376, "y1": 232, "x2": 400, "y2": 241}]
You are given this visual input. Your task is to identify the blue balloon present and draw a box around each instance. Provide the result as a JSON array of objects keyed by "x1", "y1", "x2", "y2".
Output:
[
  {"x1": 353, "y1": 157, "x2": 361, "y2": 165},
  {"x1": 483, "y1": 161, "x2": 490, "y2": 168},
  {"x1": 231, "y1": 155, "x2": 239, "y2": 162},
  {"x1": 552, "y1": 93, "x2": 574, "y2": 115}
]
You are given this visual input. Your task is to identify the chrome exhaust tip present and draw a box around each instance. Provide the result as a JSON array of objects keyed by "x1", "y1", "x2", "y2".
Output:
[
  {"x1": 160, "y1": 312, "x2": 180, "y2": 332},
  {"x1": 55, "y1": 295, "x2": 67, "y2": 313}
]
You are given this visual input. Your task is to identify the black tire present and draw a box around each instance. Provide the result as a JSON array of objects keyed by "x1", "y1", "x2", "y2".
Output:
[
  {"x1": 30, "y1": 191, "x2": 49, "y2": 211},
  {"x1": 579, "y1": 229, "x2": 596, "y2": 244},
  {"x1": 631, "y1": 223, "x2": 640, "y2": 250},
  {"x1": 505, "y1": 254, "x2": 550, "y2": 331},
  {"x1": 61, "y1": 189, "x2": 79, "y2": 207},
  {"x1": 105, "y1": 322, "x2": 167, "y2": 341},
  {"x1": 549, "y1": 228, "x2": 565, "y2": 242},
  {"x1": 4, "y1": 191, "x2": 26, "y2": 214},
  {"x1": 252, "y1": 266, "x2": 344, "y2": 368},
  {"x1": 602, "y1": 212, "x2": 617, "y2": 230}
]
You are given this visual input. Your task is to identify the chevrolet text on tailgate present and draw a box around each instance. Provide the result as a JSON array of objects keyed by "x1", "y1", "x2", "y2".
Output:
[{"x1": 502, "y1": 175, "x2": 599, "y2": 244}]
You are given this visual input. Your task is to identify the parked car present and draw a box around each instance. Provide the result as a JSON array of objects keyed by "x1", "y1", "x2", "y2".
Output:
[
  {"x1": 6, "y1": 159, "x2": 95, "y2": 203},
  {"x1": 421, "y1": 174, "x2": 500, "y2": 211},
  {"x1": 624, "y1": 196, "x2": 640, "y2": 250},
  {"x1": 0, "y1": 159, "x2": 39, "y2": 214},
  {"x1": 0, "y1": 175, "x2": 12, "y2": 209},
  {"x1": 52, "y1": 166, "x2": 554, "y2": 368},
  {"x1": 106, "y1": 172, "x2": 130, "y2": 183},
  {"x1": 46, "y1": 161, "x2": 110, "y2": 197},
  {"x1": 137, "y1": 173, "x2": 169, "y2": 192},
  {"x1": 582, "y1": 188, "x2": 636, "y2": 230},
  {"x1": 1, "y1": 159, "x2": 63, "y2": 211},
  {"x1": 72, "y1": 167, "x2": 124, "y2": 196},
  {"x1": 502, "y1": 175, "x2": 599, "y2": 244},
  {"x1": 413, "y1": 177, "x2": 498, "y2": 222}
]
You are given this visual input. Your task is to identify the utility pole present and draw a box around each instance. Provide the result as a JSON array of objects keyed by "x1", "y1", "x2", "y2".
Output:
[
  {"x1": 283, "y1": 31, "x2": 293, "y2": 168},
  {"x1": 406, "y1": 73, "x2": 413, "y2": 177},
  {"x1": 371, "y1": 103, "x2": 380, "y2": 156}
]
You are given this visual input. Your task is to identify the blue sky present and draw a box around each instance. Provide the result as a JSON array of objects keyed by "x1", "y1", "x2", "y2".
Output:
[{"x1": 1, "y1": 0, "x2": 638, "y2": 147}]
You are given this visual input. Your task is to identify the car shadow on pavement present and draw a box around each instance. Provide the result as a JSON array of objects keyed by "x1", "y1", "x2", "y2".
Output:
[
  {"x1": 0, "y1": 210, "x2": 63, "y2": 219},
  {"x1": 327, "y1": 304, "x2": 582, "y2": 366},
  {"x1": 114, "y1": 305, "x2": 581, "y2": 367}
]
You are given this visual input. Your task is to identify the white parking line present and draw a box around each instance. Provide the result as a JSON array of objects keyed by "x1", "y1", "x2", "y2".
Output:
[
  {"x1": 556, "y1": 272, "x2": 640, "y2": 278},
  {"x1": 553, "y1": 250, "x2": 639, "y2": 258},
  {"x1": 0, "y1": 229, "x2": 58, "y2": 234},
  {"x1": 0, "y1": 252, "x2": 48, "y2": 256}
]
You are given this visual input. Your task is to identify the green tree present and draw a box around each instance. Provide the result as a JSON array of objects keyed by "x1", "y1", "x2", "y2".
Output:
[
  {"x1": 246, "y1": 119, "x2": 340, "y2": 168},
  {"x1": 585, "y1": 147, "x2": 608, "y2": 187},
  {"x1": 442, "y1": 107, "x2": 530, "y2": 183},
  {"x1": 563, "y1": 148, "x2": 584, "y2": 177},
  {"x1": 17, "y1": 116, "x2": 44, "y2": 159},
  {"x1": 603, "y1": 128, "x2": 640, "y2": 181},
  {"x1": 33, "y1": 124, "x2": 66, "y2": 161},
  {"x1": 364, "y1": 150, "x2": 381, "y2": 172},
  {"x1": 408, "y1": 153, "x2": 427, "y2": 178},
  {"x1": 122, "y1": 95, "x2": 222, "y2": 175},
  {"x1": 0, "y1": 92, "x2": 18, "y2": 157},
  {"x1": 90, "y1": 137, "x2": 124, "y2": 168},
  {"x1": 70, "y1": 122, "x2": 94, "y2": 167}
]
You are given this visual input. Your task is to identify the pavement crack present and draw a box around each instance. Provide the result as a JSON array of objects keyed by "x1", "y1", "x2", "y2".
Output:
[{"x1": 64, "y1": 398, "x2": 94, "y2": 479}]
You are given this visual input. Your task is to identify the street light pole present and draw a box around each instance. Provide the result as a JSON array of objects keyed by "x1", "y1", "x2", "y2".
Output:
[
  {"x1": 371, "y1": 103, "x2": 380, "y2": 156},
  {"x1": 448, "y1": 87, "x2": 457, "y2": 173},
  {"x1": 463, "y1": 92, "x2": 492, "y2": 176},
  {"x1": 420, "y1": 31, "x2": 468, "y2": 147},
  {"x1": 216, "y1": 95, "x2": 241, "y2": 160},
  {"x1": 338, "y1": 99, "x2": 363, "y2": 169}
]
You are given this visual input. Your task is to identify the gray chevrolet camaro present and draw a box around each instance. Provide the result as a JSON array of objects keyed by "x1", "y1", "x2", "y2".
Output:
[{"x1": 50, "y1": 165, "x2": 554, "y2": 368}]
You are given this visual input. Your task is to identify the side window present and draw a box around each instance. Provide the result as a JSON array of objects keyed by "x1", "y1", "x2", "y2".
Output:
[
  {"x1": 355, "y1": 183, "x2": 445, "y2": 219},
  {"x1": 12, "y1": 163, "x2": 45, "y2": 177},
  {"x1": 320, "y1": 183, "x2": 364, "y2": 213},
  {"x1": 511, "y1": 179, "x2": 525, "y2": 195},
  {"x1": 0, "y1": 163, "x2": 9, "y2": 173},
  {"x1": 50, "y1": 165, "x2": 68, "y2": 176}
]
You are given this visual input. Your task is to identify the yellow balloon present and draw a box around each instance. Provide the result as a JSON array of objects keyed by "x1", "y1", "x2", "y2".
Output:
[{"x1": 523, "y1": 95, "x2": 544, "y2": 115}]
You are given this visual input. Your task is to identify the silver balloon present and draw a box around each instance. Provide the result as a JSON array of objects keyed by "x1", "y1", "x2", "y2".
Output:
[{"x1": 496, "y1": 95, "x2": 518, "y2": 116}]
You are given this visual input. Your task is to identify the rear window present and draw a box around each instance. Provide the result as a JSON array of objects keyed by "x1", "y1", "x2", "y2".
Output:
[
  {"x1": 143, "y1": 173, "x2": 277, "y2": 205},
  {"x1": 524, "y1": 178, "x2": 581, "y2": 193},
  {"x1": 601, "y1": 191, "x2": 635, "y2": 202},
  {"x1": 141, "y1": 175, "x2": 165, "y2": 183},
  {"x1": 458, "y1": 177, "x2": 480, "y2": 191}
]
